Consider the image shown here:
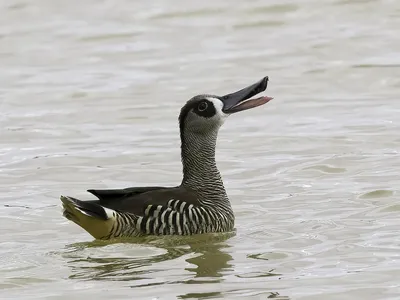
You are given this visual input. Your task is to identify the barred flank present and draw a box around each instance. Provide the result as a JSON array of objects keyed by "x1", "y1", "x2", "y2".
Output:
[{"x1": 104, "y1": 199, "x2": 234, "y2": 238}]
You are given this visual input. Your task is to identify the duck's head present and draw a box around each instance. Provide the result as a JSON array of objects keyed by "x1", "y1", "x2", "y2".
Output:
[{"x1": 179, "y1": 76, "x2": 272, "y2": 136}]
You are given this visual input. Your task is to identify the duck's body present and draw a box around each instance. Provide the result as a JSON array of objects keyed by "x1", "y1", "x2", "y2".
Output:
[
  {"x1": 62, "y1": 185, "x2": 234, "y2": 239},
  {"x1": 61, "y1": 76, "x2": 272, "y2": 240}
]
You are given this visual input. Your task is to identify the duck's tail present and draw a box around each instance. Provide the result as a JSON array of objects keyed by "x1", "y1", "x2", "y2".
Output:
[{"x1": 61, "y1": 195, "x2": 116, "y2": 239}]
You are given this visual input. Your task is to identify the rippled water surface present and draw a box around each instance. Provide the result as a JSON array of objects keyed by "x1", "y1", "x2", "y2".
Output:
[{"x1": 1, "y1": 0, "x2": 400, "y2": 299}]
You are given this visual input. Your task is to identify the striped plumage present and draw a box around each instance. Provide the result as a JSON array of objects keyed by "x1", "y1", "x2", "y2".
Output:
[
  {"x1": 61, "y1": 76, "x2": 272, "y2": 240},
  {"x1": 109, "y1": 199, "x2": 233, "y2": 238}
]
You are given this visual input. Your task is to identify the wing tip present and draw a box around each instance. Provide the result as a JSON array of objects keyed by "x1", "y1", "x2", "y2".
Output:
[{"x1": 86, "y1": 189, "x2": 102, "y2": 199}]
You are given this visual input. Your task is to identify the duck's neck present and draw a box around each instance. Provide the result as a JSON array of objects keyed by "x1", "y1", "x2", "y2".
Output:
[{"x1": 180, "y1": 130, "x2": 228, "y2": 202}]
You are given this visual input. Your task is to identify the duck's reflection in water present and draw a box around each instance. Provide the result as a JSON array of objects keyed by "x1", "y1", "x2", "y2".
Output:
[{"x1": 63, "y1": 231, "x2": 235, "y2": 283}]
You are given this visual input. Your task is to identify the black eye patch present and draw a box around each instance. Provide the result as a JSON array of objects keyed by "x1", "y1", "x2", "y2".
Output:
[{"x1": 193, "y1": 100, "x2": 216, "y2": 118}]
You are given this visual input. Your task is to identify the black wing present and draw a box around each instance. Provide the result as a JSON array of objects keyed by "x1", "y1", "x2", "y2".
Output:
[
  {"x1": 87, "y1": 186, "x2": 169, "y2": 203},
  {"x1": 87, "y1": 186, "x2": 200, "y2": 216}
]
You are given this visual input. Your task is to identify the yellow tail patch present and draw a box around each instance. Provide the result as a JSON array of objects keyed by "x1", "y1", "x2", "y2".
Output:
[{"x1": 61, "y1": 196, "x2": 115, "y2": 240}]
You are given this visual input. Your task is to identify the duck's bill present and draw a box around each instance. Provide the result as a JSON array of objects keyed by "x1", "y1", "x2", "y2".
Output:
[{"x1": 220, "y1": 76, "x2": 273, "y2": 114}]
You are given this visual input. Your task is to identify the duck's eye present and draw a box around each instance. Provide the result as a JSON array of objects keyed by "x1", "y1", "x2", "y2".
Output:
[{"x1": 198, "y1": 101, "x2": 208, "y2": 112}]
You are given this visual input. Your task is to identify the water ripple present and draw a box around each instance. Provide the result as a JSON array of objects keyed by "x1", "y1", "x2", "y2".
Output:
[{"x1": 1, "y1": 0, "x2": 400, "y2": 299}]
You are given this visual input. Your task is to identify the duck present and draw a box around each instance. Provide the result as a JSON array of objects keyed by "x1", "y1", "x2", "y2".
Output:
[{"x1": 61, "y1": 76, "x2": 273, "y2": 239}]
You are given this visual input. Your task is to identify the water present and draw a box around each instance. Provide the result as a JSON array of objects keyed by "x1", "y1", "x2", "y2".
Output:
[{"x1": 1, "y1": 0, "x2": 400, "y2": 299}]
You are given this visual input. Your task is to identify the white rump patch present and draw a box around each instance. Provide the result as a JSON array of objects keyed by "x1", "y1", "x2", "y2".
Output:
[{"x1": 103, "y1": 207, "x2": 116, "y2": 219}]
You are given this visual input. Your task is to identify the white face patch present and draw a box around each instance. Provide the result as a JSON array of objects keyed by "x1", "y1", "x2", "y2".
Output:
[{"x1": 207, "y1": 97, "x2": 228, "y2": 121}]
